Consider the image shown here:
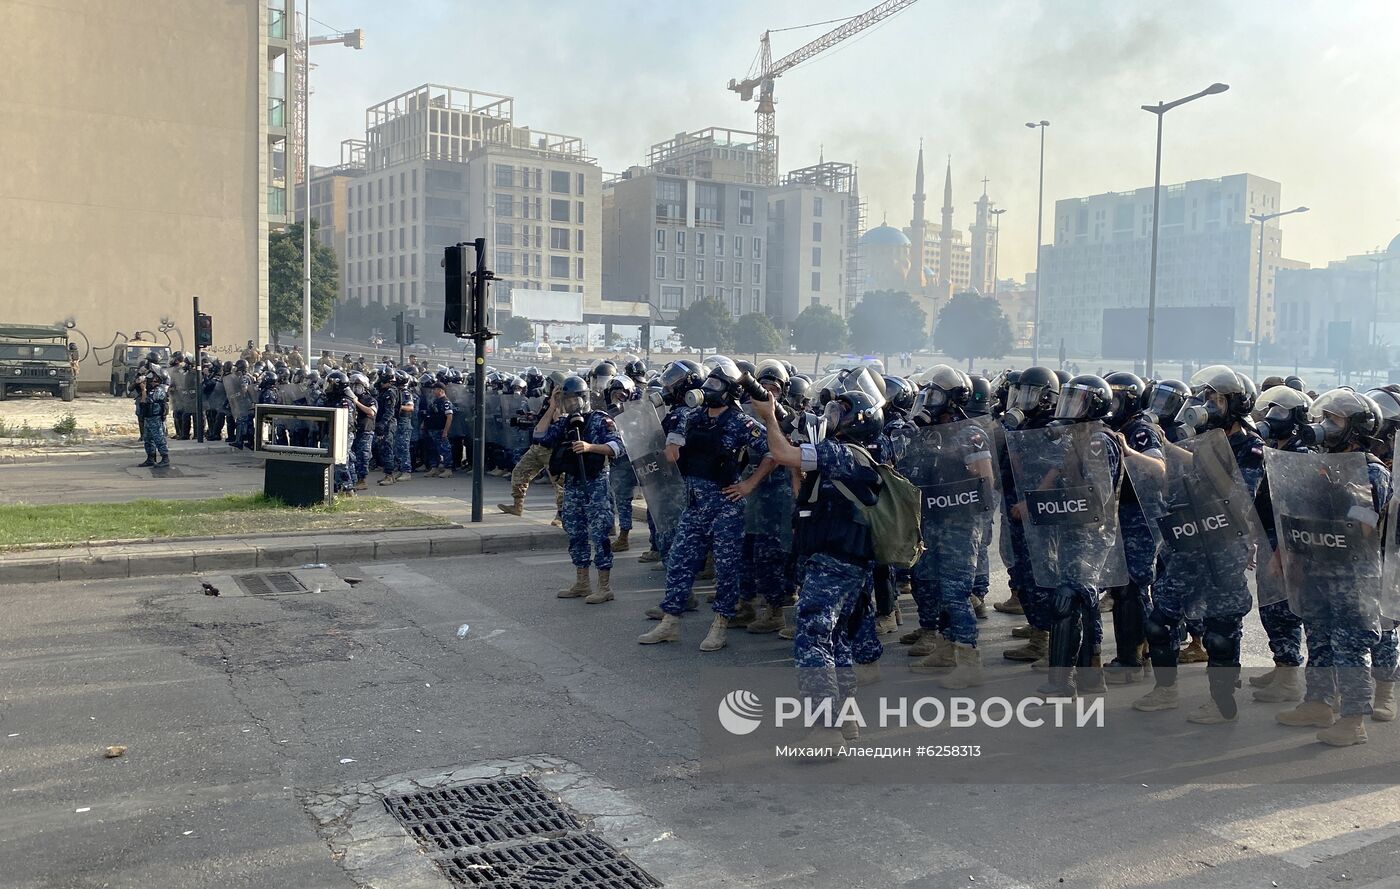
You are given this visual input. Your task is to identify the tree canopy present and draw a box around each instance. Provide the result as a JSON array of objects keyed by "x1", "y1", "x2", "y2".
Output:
[
  {"x1": 790, "y1": 303, "x2": 848, "y2": 373},
  {"x1": 847, "y1": 290, "x2": 928, "y2": 357},
  {"x1": 270, "y1": 220, "x2": 338, "y2": 340},
  {"x1": 733, "y1": 312, "x2": 783, "y2": 357},
  {"x1": 932, "y1": 290, "x2": 1014, "y2": 369},
  {"x1": 673, "y1": 298, "x2": 735, "y2": 353},
  {"x1": 500, "y1": 315, "x2": 532, "y2": 345}
]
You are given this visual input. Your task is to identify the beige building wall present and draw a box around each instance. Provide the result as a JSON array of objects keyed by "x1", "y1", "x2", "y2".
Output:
[{"x1": 0, "y1": 0, "x2": 269, "y2": 383}]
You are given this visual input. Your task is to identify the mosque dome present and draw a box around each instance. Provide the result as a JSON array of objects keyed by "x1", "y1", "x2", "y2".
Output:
[
  {"x1": 860, "y1": 224, "x2": 910, "y2": 247},
  {"x1": 1388, "y1": 232, "x2": 1400, "y2": 255}
]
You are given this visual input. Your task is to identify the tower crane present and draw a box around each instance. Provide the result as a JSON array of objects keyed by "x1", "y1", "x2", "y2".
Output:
[
  {"x1": 292, "y1": 18, "x2": 366, "y2": 184},
  {"x1": 727, "y1": 0, "x2": 920, "y2": 185}
]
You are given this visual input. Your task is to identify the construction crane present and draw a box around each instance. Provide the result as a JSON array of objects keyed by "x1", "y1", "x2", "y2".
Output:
[
  {"x1": 727, "y1": 0, "x2": 920, "y2": 185},
  {"x1": 291, "y1": 18, "x2": 366, "y2": 184}
]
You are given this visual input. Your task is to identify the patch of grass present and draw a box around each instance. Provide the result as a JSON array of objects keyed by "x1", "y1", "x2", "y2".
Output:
[
  {"x1": 0, "y1": 493, "x2": 443, "y2": 550},
  {"x1": 53, "y1": 412, "x2": 78, "y2": 436}
]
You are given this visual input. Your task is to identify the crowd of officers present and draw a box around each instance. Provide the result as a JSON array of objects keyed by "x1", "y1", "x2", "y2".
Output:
[{"x1": 127, "y1": 341, "x2": 1400, "y2": 753}]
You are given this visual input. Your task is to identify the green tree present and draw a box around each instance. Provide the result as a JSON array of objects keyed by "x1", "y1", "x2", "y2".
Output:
[
  {"x1": 733, "y1": 312, "x2": 782, "y2": 359},
  {"x1": 270, "y1": 219, "x2": 338, "y2": 343},
  {"x1": 790, "y1": 303, "x2": 848, "y2": 373},
  {"x1": 847, "y1": 290, "x2": 927, "y2": 366},
  {"x1": 500, "y1": 315, "x2": 533, "y2": 345},
  {"x1": 932, "y1": 291, "x2": 1014, "y2": 370},
  {"x1": 673, "y1": 298, "x2": 735, "y2": 354}
]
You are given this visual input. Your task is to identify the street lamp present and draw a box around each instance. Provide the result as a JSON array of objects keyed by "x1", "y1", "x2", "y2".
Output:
[
  {"x1": 1142, "y1": 82, "x2": 1229, "y2": 377},
  {"x1": 990, "y1": 207, "x2": 1006, "y2": 296},
  {"x1": 1025, "y1": 120, "x2": 1048, "y2": 365},
  {"x1": 1369, "y1": 251, "x2": 1397, "y2": 383},
  {"x1": 1249, "y1": 205, "x2": 1309, "y2": 380}
]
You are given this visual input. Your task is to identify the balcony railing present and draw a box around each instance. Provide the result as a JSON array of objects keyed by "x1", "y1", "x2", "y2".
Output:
[
  {"x1": 268, "y1": 97, "x2": 286, "y2": 128},
  {"x1": 268, "y1": 187, "x2": 287, "y2": 216},
  {"x1": 268, "y1": 7, "x2": 286, "y2": 39}
]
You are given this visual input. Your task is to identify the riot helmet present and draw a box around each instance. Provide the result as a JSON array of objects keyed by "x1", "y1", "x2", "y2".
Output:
[
  {"x1": 785, "y1": 376, "x2": 814, "y2": 413},
  {"x1": 1252, "y1": 385, "x2": 1314, "y2": 443},
  {"x1": 624, "y1": 358, "x2": 648, "y2": 384},
  {"x1": 589, "y1": 361, "x2": 617, "y2": 395},
  {"x1": 882, "y1": 375, "x2": 916, "y2": 418},
  {"x1": 234, "y1": 358, "x2": 249, "y2": 373},
  {"x1": 1178, "y1": 365, "x2": 1251, "y2": 432},
  {"x1": 822, "y1": 391, "x2": 884, "y2": 445},
  {"x1": 659, "y1": 359, "x2": 707, "y2": 406},
  {"x1": 1104, "y1": 371, "x2": 1148, "y2": 431},
  {"x1": 559, "y1": 375, "x2": 591, "y2": 415},
  {"x1": 967, "y1": 374, "x2": 994, "y2": 418},
  {"x1": 323, "y1": 370, "x2": 349, "y2": 399},
  {"x1": 689, "y1": 356, "x2": 743, "y2": 408},
  {"x1": 259, "y1": 371, "x2": 277, "y2": 389},
  {"x1": 1053, "y1": 374, "x2": 1113, "y2": 423},
  {"x1": 605, "y1": 375, "x2": 636, "y2": 406},
  {"x1": 1302, "y1": 388, "x2": 1381, "y2": 452},
  {"x1": 1004, "y1": 365, "x2": 1060, "y2": 428},
  {"x1": 1144, "y1": 379, "x2": 1190, "y2": 426}
]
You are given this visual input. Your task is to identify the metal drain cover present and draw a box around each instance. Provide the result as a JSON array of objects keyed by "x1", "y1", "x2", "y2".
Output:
[
  {"x1": 383, "y1": 776, "x2": 661, "y2": 888},
  {"x1": 232, "y1": 571, "x2": 308, "y2": 596},
  {"x1": 441, "y1": 834, "x2": 662, "y2": 888}
]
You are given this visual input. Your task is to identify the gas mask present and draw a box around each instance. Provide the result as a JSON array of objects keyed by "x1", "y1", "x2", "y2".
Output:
[
  {"x1": 1002, "y1": 408, "x2": 1028, "y2": 430},
  {"x1": 1255, "y1": 405, "x2": 1300, "y2": 443},
  {"x1": 1176, "y1": 391, "x2": 1226, "y2": 432},
  {"x1": 1298, "y1": 413, "x2": 1347, "y2": 450},
  {"x1": 682, "y1": 388, "x2": 705, "y2": 409},
  {"x1": 690, "y1": 376, "x2": 732, "y2": 408},
  {"x1": 561, "y1": 393, "x2": 588, "y2": 416}
]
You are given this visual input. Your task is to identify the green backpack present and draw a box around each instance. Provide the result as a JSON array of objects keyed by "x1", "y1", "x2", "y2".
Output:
[{"x1": 827, "y1": 443, "x2": 925, "y2": 569}]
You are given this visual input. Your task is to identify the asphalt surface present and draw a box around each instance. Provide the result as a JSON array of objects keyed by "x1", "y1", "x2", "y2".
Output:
[{"x1": 5, "y1": 538, "x2": 1400, "y2": 888}]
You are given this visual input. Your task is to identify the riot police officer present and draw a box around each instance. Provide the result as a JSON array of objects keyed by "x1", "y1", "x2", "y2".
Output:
[
  {"x1": 374, "y1": 368, "x2": 400, "y2": 485},
  {"x1": 603, "y1": 375, "x2": 640, "y2": 550},
  {"x1": 135, "y1": 365, "x2": 171, "y2": 468}
]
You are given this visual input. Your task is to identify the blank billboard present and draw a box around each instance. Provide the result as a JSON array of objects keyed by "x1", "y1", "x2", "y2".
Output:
[
  {"x1": 511, "y1": 289, "x2": 583, "y2": 323},
  {"x1": 1101, "y1": 307, "x2": 1235, "y2": 362}
]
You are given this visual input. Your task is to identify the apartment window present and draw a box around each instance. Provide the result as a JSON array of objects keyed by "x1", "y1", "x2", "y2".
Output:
[
  {"x1": 812, "y1": 247, "x2": 822, "y2": 267},
  {"x1": 377, "y1": 179, "x2": 383, "y2": 200},
  {"x1": 412, "y1": 227, "x2": 417, "y2": 248},
  {"x1": 376, "y1": 232, "x2": 383, "y2": 252},
  {"x1": 813, "y1": 222, "x2": 822, "y2": 241},
  {"x1": 550, "y1": 284, "x2": 569, "y2": 292},
  {"x1": 715, "y1": 260, "x2": 724, "y2": 282},
  {"x1": 676, "y1": 230, "x2": 686, "y2": 252},
  {"x1": 696, "y1": 232, "x2": 706, "y2": 255},
  {"x1": 576, "y1": 257, "x2": 584, "y2": 280},
  {"x1": 695, "y1": 285, "x2": 706, "y2": 300},
  {"x1": 389, "y1": 203, "x2": 395, "y2": 225},
  {"x1": 496, "y1": 194, "x2": 515, "y2": 217},
  {"x1": 389, "y1": 176, "x2": 395, "y2": 198},
  {"x1": 657, "y1": 178, "x2": 685, "y2": 221},
  {"x1": 696, "y1": 259, "x2": 705, "y2": 282},
  {"x1": 575, "y1": 229, "x2": 584, "y2": 251},
  {"x1": 550, "y1": 170, "x2": 570, "y2": 193},
  {"x1": 496, "y1": 223, "x2": 514, "y2": 246},
  {"x1": 715, "y1": 236, "x2": 725, "y2": 257},
  {"x1": 752, "y1": 289, "x2": 761, "y2": 313},
  {"x1": 811, "y1": 271, "x2": 821, "y2": 291},
  {"x1": 411, "y1": 197, "x2": 417, "y2": 220},
  {"x1": 813, "y1": 197, "x2": 823, "y2": 217},
  {"x1": 734, "y1": 262, "x2": 743, "y2": 284},
  {"x1": 752, "y1": 237, "x2": 761, "y2": 259},
  {"x1": 656, "y1": 228, "x2": 666, "y2": 250},
  {"x1": 412, "y1": 169, "x2": 417, "y2": 191},
  {"x1": 734, "y1": 236, "x2": 743, "y2": 258},
  {"x1": 661, "y1": 285, "x2": 684, "y2": 310},
  {"x1": 576, "y1": 172, "x2": 585, "y2": 195},
  {"x1": 752, "y1": 263, "x2": 762, "y2": 284},
  {"x1": 675, "y1": 257, "x2": 686, "y2": 280},
  {"x1": 411, "y1": 253, "x2": 417, "y2": 275},
  {"x1": 550, "y1": 255, "x2": 569, "y2": 278},
  {"x1": 550, "y1": 199, "x2": 570, "y2": 222},
  {"x1": 495, "y1": 165, "x2": 514, "y2": 187},
  {"x1": 496, "y1": 253, "x2": 515, "y2": 274},
  {"x1": 656, "y1": 255, "x2": 666, "y2": 279},
  {"x1": 550, "y1": 227, "x2": 570, "y2": 249},
  {"x1": 576, "y1": 201, "x2": 584, "y2": 224},
  {"x1": 739, "y1": 190, "x2": 754, "y2": 225},
  {"x1": 377, "y1": 206, "x2": 383, "y2": 226}
]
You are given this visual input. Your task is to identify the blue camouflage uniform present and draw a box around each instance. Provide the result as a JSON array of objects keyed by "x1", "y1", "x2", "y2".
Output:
[
  {"x1": 539, "y1": 410, "x2": 623, "y2": 571},
  {"x1": 350, "y1": 392, "x2": 376, "y2": 484},
  {"x1": 1118, "y1": 416, "x2": 1165, "y2": 594},
  {"x1": 607, "y1": 395, "x2": 641, "y2": 534},
  {"x1": 374, "y1": 385, "x2": 398, "y2": 474},
  {"x1": 395, "y1": 387, "x2": 417, "y2": 477},
  {"x1": 646, "y1": 406, "x2": 693, "y2": 557},
  {"x1": 139, "y1": 382, "x2": 169, "y2": 459},
  {"x1": 422, "y1": 392, "x2": 454, "y2": 469},
  {"x1": 1301, "y1": 457, "x2": 1392, "y2": 717},
  {"x1": 1253, "y1": 437, "x2": 1310, "y2": 668},
  {"x1": 792, "y1": 439, "x2": 881, "y2": 711},
  {"x1": 328, "y1": 392, "x2": 358, "y2": 491},
  {"x1": 1000, "y1": 417, "x2": 1050, "y2": 627},
  {"x1": 658, "y1": 406, "x2": 768, "y2": 618}
]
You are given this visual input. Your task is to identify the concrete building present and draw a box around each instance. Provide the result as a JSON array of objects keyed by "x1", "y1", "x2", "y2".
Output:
[
  {"x1": 766, "y1": 161, "x2": 859, "y2": 324},
  {"x1": 1274, "y1": 234, "x2": 1400, "y2": 367},
  {"x1": 904, "y1": 156, "x2": 977, "y2": 297},
  {"x1": 1, "y1": 0, "x2": 285, "y2": 379},
  {"x1": 297, "y1": 142, "x2": 366, "y2": 304},
  {"x1": 340, "y1": 85, "x2": 601, "y2": 323},
  {"x1": 602, "y1": 128, "x2": 771, "y2": 323},
  {"x1": 1038, "y1": 173, "x2": 1299, "y2": 357}
]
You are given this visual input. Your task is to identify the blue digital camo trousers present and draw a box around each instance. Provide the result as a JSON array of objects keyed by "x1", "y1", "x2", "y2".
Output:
[
  {"x1": 1303, "y1": 624, "x2": 1382, "y2": 717},
  {"x1": 911, "y1": 525, "x2": 981, "y2": 646},
  {"x1": 742, "y1": 533, "x2": 789, "y2": 609},
  {"x1": 142, "y1": 415, "x2": 167, "y2": 457},
  {"x1": 394, "y1": 420, "x2": 412, "y2": 476},
  {"x1": 660, "y1": 481, "x2": 742, "y2": 618},
  {"x1": 1120, "y1": 505, "x2": 1159, "y2": 593},
  {"x1": 844, "y1": 576, "x2": 882, "y2": 666},
  {"x1": 351, "y1": 430, "x2": 374, "y2": 485},
  {"x1": 608, "y1": 457, "x2": 635, "y2": 532},
  {"x1": 1259, "y1": 600, "x2": 1304, "y2": 667},
  {"x1": 794, "y1": 553, "x2": 869, "y2": 711},
  {"x1": 563, "y1": 473, "x2": 614, "y2": 570},
  {"x1": 972, "y1": 512, "x2": 993, "y2": 599}
]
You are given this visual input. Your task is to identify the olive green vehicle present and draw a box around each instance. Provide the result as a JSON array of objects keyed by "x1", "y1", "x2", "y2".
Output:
[
  {"x1": 0, "y1": 323, "x2": 77, "y2": 402},
  {"x1": 110, "y1": 340, "x2": 171, "y2": 396}
]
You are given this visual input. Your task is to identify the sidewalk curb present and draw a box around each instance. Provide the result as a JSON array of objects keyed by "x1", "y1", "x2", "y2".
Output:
[{"x1": 0, "y1": 522, "x2": 568, "y2": 585}]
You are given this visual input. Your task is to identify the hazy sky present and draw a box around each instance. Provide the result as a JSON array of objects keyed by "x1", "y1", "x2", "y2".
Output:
[{"x1": 305, "y1": 0, "x2": 1400, "y2": 280}]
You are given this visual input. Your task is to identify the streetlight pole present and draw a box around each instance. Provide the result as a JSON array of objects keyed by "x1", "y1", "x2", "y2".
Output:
[
  {"x1": 1025, "y1": 121, "x2": 1048, "y2": 365},
  {"x1": 1249, "y1": 205, "x2": 1309, "y2": 380},
  {"x1": 1369, "y1": 253, "x2": 1396, "y2": 383},
  {"x1": 301, "y1": 0, "x2": 312, "y2": 364},
  {"x1": 1141, "y1": 82, "x2": 1229, "y2": 377},
  {"x1": 990, "y1": 207, "x2": 1006, "y2": 296}
]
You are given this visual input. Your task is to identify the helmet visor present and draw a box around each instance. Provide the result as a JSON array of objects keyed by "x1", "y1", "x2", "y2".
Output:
[
  {"x1": 1008, "y1": 383, "x2": 1047, "y2": 413},
  {"x1": 1053, "y1": 385, "x2": 1097, "y2": 421}
]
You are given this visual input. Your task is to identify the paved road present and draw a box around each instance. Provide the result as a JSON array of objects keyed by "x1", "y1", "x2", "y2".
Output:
[{"x1": 6, "y1": 539, "x2": 1400, "y2": 887}]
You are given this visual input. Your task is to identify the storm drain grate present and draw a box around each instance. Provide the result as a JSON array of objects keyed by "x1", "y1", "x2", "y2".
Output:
[
  {"x1": 440, "y1": 834, "x2": 663, "y2": 889},
  {"x1": 383, "y1": 775, "x2": 582, "y2": 851},
  {"x1": 382, "y1": 776, "x2": 662, "y2": 888},
  {"x1": 232, "y1": 571, "x2": 308, "y2": 596}
]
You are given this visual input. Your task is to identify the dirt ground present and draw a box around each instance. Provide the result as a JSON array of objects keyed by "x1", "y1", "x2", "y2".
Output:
[{"x1": 0, "y1": 392, "x2": 141, "y2": 457}]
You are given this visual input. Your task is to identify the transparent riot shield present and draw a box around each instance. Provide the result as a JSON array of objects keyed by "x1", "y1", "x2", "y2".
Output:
[
  {"x1": 444, "y1": 383, "x2": 470, "y2": 440},
  {"x1": 902, "y1": 416, "x2": 1001, "y2": 572},
  {"x1": 744, "y1": 460, "x2": 795, "y2": 548},
  {"x1": 1383, "y1": 434, "x2": 1400, "y2": 620},
  {"x1": 615, "y1": 401, "x2": 686, "y2": 535},
  {"x1": 1122, "y1": 429, "x2": 1274, "y2": 607},
  {"x1": 1004, "y1": 421, "x2": 1127, "y2": 590},
  {"x1": 1264, "y1": 448, "x2": 1384, "y2": 630}
]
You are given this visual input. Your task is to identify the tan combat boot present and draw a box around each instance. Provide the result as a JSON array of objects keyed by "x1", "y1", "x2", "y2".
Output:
[
  {"x1": 730, "y1": 600, "x2": 756, "y2": 628},
  {"x1": 1374, "y1": 681, "x2": 1397, "y2": 722},
  {"x1": 557, "y1": 567, "x2": 590, "y2": 599},
  {"x1": 900, "y1": 627, "x2": 929, "y2": 646},
  {"x1": 638, "y1": 614, "x2": 681, "y2": 644},
  {"x1": 1248, "y1": 665, "x2": 1280, "y2": 688},
  {"x1": 497, "y1": 495, "x2": 524, "y2": 516},
  {"x1": 938, "y1": 643, "x2": 984, "y2": 689},
  {"x1": 700, "y1": 616, "x2": 729, "y2": 652},
  {"x1": 378, "y1": 473, "x2": 396, "y2": 486},
  {"x1": 1003, "y1": 629, "x2": 1048, "y2": 662},
  {"x1": 1011, "y1": 624, "x2": 1033, "y2": 639},
  {"x1": 854, "y1": 662, "x2": 882, "y2": 686},
  {"x1": 994, "y1": 591, "x2": 1024, "y2": 615},
  {"x1": 425, "y1": 466, "x2": 442, "y2": 478},
  {"x1": 1317, "y1": 715, "x2": 1367, "y2": 747},
  {"x1": 612, "y1": 529, "x2": 630, "y2": 552},
  {"x1": 875, "y1": 613, "x2": 899, "y2": 636},
  {"x1": 1132, "y1": 684, "x2": 1180, "y2": 712},
  {"x1": 637, "y1": 549, "x2": 662, "y2": 563},
  {"x1": 910, "y1": 637, "x2": 956, "y2": 674},
  {"x1": 746, "y1": 603, "x2": 785, "y2": 634},
  {"x1": 1276, "y1": 700, "x2": 1337, "y2": 728},
  {"x1": 1252, "y1": 665, "x2": 1303, "y2": 703},
  {"x1": 585, "y1": 569, "x2": 613, "y2": 604},
  {"x1": 909, "y1": 631, "x2": 943, "y2": 657},
  {"x1": 1179, "y1": 637, "x2": 1208, "y2": 663}
]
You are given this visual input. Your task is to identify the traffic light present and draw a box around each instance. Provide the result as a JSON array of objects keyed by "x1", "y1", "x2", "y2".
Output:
[
  {"x1": 394, "y1": 314, "x2": 404, "y2": 345},
  {"x1": 443, "y1": 245, "x2": 466, "y2": 335},
  {"x1": 195, "y1": 313, "x2": 213, "y2": 348},
  {"x1": 405, "y1": 322, "x2": 415, "y2": 345},
  {"x1": 640, "y1": 321, "x2": 651, "y2": 352}
]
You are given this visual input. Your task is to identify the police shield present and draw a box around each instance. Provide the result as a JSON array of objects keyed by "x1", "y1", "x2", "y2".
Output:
[
  {"x1": 445, "y1": 383, "x2": 470, "y2": 440},
  {"x1": 743, "y1": 461, "x2": 795, "y2": 545},
  {"x1": 615, "y1": 401, "x2": 686, "y2": 536},
  {"x1": 1121, "y1": 429, "x2": 1274, "y2": 607},
  {"x1": 1384, "y1": 435, "x2": 1400, "y2": 620},
  {"x1": 902, "y1": 416, "x2": 1000, "y2": 530},
  {"x1": 1264, "y1": 448, "x2": 1384, "y2": 629},
  {"x1": 1004, "y1": 421, "x2": 1127, "y2": 590}
]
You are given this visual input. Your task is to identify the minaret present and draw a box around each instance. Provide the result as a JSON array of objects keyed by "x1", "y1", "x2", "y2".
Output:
[
  {"x1": 969, "y1": 177, "x2": 992, "y2": 293},
  {"x1": 907, "y1": 141, "x2": 927, "y2": 290},
  {"x1": 938, "y1": 156, "x2": 954, "y2": 295}
]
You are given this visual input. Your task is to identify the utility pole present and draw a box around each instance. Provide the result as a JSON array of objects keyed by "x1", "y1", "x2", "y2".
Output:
[
  {"x1": 193, "y1": 296, "x2": 204, "y2": 443},
  {"x1": 1249, "y1": 205, "x2": 1308, "y2": 380},
  {"x1": 469, "y1": 239, "x2": 493, "y2": 523},
  {"x1": 1025, "y1": 121, "x2": 1048, "y2": 365}
]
